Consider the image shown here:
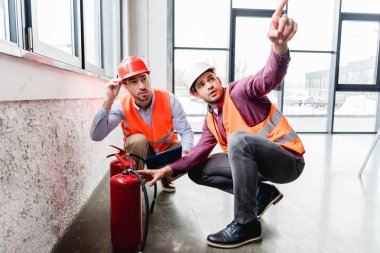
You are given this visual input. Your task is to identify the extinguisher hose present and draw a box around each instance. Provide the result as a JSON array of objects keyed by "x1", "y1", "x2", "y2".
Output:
[
  {"x1": 127, "y1": 169, "x2": 149, "y2": 252},
  {"x1": 126, "y1": 153, "x2": 158, "y2": 214}
]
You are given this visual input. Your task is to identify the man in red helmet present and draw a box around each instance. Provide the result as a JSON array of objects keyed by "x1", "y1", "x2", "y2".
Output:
[{"x1": 90, "y1": 56, "x2": 194, "y2": 192}]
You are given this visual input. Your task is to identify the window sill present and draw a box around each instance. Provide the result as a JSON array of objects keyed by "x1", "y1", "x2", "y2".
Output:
[{"x1": 0, "y1": 40, "x2": 109, "y2": 81}]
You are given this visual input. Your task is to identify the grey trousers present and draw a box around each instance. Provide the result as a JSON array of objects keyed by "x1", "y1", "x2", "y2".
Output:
[{"x1": 188, "y1": 131, "x2": 305, "y2": 224}]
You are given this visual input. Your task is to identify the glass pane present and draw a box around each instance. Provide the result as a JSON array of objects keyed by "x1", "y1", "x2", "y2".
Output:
[
  {"x1": 288, "y1": 0, "x2": 334, "y2": 51},
  {"x1": 84, "y1": 0, "x2": 101, "y2": 66},
  {"x1": 342, "y1": 0, "x2": 380, "y2": 14},
  {"x1": 234, "y1": 17, "x2": 272, "y2": 80},
  {"x1": 267, "y1": 90, "x2": 279, "y2": 107},
  {"x1": 175, "y1": 0, "x2": 230, "y2": 48},
  {"x1": 338, "y1": 21, "x2": 379, "y2": 85},
  {"x1": 174, "y1": 49, "x2": 228, "y2": 132},
  {"x1": 36, "y1": 0, "x2": 74, "y2": 54},
  {"x1": 234, "y1": 16, "x2": 278, "y2": 105},
  {"x1": 334, "y1": 92, "x2": 378, "y2": 132},
  {"x1": 283, "y1": 53, "x2": 332, "y2": 132},
  {"x1": 0, "y1": 0, "x2": 6, "y2": 40},
  {"x1": 233, "y1": 0, "x2": 280, "y2": 9}
]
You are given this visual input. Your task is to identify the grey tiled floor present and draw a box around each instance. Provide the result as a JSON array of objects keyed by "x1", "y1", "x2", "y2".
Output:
[{"x1": 53, "y1": 134, "x2": 380, "y2": 253}]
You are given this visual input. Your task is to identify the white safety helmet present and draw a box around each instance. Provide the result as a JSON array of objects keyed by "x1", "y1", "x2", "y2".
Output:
[{"x1": 183, "y1": 62, "x2": 215, "y2": 95}]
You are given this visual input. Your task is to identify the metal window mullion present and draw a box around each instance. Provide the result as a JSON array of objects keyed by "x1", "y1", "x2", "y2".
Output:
[
  {"x1": 277, "y1": 81, "x2": 284, "y2": 112},
  {"x1": 72, "y1": 0, "x2": 80, "y2": 57},
  {"x1": 330, "y1": 0, "x2": 343, "y2": 133},
  {"x1": 24, "y1": 0, "x2": 33, "y2": 51},
  {"x1": 79, "y1": 0, "x2": 85, "y2": 69},
  {"x1": 228, "y1": 3, "x2": 235, "y2": 82}
]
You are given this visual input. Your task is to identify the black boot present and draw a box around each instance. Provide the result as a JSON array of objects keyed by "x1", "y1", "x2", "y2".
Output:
[
  {"x1": 206, "y1": 219, "x2": 262, "y2": 248},
  {"x1": 257, "y1": 182, "x2": 283, "y2": 218}
]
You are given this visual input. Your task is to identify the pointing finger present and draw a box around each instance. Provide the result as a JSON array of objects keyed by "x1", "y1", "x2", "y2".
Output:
[{"x1": 274, "y1": 0, "x2": 288, "y2": 17}]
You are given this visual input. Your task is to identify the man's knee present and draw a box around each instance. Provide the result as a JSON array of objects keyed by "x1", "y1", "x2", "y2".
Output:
[
  {"x1": 125, "y1": 133, "x2": 149, "y2": 150},
  {"x1": 228, "y1": 131, "x2": 264, "y2": 152},
  {"x1": 228, "y1": 131, "x2": 250, "y2": 148},
  {"x1": 188, "y1": 170, "x2": 201, "y2": 184}
]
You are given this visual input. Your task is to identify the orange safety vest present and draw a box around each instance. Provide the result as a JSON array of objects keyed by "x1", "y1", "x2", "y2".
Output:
[
  {"x1": 120, "y1": 89, "x2": 178, "y2": 153},
  {"x1": 206, "y1": 86, "x2": 305, "y2": 155}
]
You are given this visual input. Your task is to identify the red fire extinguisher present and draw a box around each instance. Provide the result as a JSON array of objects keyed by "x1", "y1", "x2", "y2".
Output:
[{"x1": 107, "y1": 145, "x2": 157, "y2": 252}]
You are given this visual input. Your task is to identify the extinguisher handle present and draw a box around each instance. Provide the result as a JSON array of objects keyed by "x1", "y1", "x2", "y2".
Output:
[{"x1": 109, "y1": 145, "x2": 127, "y2": 155}]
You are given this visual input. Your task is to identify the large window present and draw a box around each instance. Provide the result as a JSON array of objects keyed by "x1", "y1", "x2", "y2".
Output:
[
  {"x1": 334, "y1": 9, "x2": 380, "y2": 132},
  {"x1": 31, "y1": 0, "x2": 81, "y2": 66},
  {"x1": 83, "y1": 0, "x2": 103, "y2": 71},
  {"x1": 338, "y1": 21, "x2": 379, "y2": 86},
  {"x1": 234, "y1": 16, "x2": 272, "y2": 80},
  {"x1": 0, "y1": 0, "x2": 119, "y2": 77},
  {"x1": 174, "y1": 0, "x2": 380, "y2": 133},
  {"x1": 233, "y1": 15, "x2": 279, "y2": 107},
  {"x1": 283, "y1": 53, "x2": 332, "y2": 132}
]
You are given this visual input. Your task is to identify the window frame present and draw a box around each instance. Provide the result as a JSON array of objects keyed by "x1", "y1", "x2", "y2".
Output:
[
  {"x1": 82, "y1": 0, "x2": 104, "y2": 74},
  {"x1": 28, "y1": 0, "x2": 82, "y2": 68},
  {"x1": 336, "y1": 13, "x2": 380, "y2": 92}
]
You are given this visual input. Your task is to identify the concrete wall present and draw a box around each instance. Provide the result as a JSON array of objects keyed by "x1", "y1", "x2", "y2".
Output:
[
  {"x1": 0, "y1": 52, "x2": 124, "y2": 253},
  {"x1": 0, "y1": 0, "x2": 172, "y2": 252}
]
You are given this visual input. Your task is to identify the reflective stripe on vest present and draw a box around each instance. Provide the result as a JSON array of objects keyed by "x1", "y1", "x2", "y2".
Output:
[
  {"x1": 206, "y1": 86, "x2": 305, "y2": 154},
  {"x1": 120, "y1": 89, "x2": 178, "y2": 153}
]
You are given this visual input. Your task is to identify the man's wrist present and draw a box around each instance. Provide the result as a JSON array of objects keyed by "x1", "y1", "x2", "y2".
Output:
[
  {"x1": 103, "y1": 98, "x2": 115, "y2": 110},
  {"x1": 272, "y1": 42, "x2": 289, "y2": 56},
  {"x1": 163, "y1": 166, "x2": 173, "y2": 177}
]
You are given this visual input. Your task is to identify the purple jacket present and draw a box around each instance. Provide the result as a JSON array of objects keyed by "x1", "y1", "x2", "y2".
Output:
[{"x1": 170, "y1": 49, "x2": 291, "y2": 175}]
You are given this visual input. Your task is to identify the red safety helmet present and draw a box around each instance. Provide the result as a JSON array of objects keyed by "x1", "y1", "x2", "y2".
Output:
[{"x1": 118, "y1": 56, "x2": 150, "y2": 80}]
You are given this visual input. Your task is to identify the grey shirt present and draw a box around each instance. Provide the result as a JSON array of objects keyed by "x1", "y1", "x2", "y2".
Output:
[{"x1": 90, "y1": 91, "x2": 194, "y2": 152}]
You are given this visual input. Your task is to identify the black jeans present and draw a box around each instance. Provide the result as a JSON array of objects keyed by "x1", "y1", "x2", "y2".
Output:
[{"x1": 188, "y1": 131, "x2": 305, "y2": 224}]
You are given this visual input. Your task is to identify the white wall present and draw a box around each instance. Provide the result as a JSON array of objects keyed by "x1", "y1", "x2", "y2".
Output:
[{"x1": 128, "y1": 0, "x2": 173, "y2": 92}]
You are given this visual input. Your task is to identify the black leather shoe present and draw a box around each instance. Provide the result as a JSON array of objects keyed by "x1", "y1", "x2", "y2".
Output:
[
  {"x1": 206, "y1": 219, "x2": 262, "y2": 248},
  {"x1": 257, "y1": 182, "x2": 283, "y2": 218}
]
